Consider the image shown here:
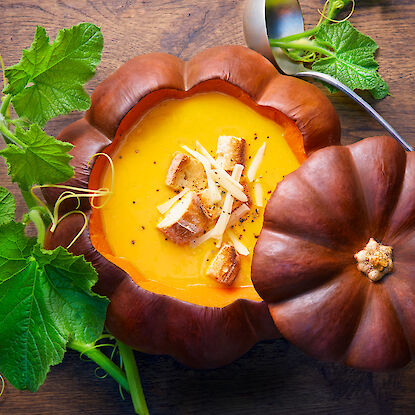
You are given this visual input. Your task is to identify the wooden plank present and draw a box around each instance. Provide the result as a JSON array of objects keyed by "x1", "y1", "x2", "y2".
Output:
[{"x1": 1, "y1": 0, "x2": 415, "y2": 413}]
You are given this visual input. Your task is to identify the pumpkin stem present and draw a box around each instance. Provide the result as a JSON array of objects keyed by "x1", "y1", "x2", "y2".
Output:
[{"x1": 354, "y1": 238, "x2": 393, "y2": 282}]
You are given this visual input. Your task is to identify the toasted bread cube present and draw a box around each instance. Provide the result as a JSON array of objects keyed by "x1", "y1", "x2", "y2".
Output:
[
  {"x1": 199, "y1": 188, "x2": 223, "y2": 221},
  {"x1": 206, "y1": 243, "x2": 241, "y2": 286},
  {"x1": 216, "y1": 136, "x2": 246, "y2": 171},
  {"x1": 199, "y1": 180, "x2": 251, "y2": 222},
  {"x1": 157, "y1": 191, "x2": 209, "y2": 245},
  {"x1": 166, "y1": 152, "x2": 207, "y2": 191}
]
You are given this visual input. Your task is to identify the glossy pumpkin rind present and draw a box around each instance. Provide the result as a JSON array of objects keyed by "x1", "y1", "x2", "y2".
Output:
[
  {"x1": 45, "y1": 213, "x2": 278, "y2": 367},
  {"x1": 86, "y1": 46, "x2": 340, "y2": 154},
  {"x1": 42, "y1": 119, "x2": 111, "y2": 212},
  {"x1": 252, "y1": 136, "x2": 415, "y2": 371},
  {"x1": 44, "y1": 45, "x2": 340, "y2": 368}
]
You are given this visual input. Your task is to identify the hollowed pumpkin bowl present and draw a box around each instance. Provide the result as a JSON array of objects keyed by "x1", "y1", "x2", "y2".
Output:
[{"x1": 44, "y1": 45, "x2": 340, "y2": 368}]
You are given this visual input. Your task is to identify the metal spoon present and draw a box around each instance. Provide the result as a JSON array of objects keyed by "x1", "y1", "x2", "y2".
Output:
[{"x1": 243, "y1": 0, "x2": 413, "y2": 152}]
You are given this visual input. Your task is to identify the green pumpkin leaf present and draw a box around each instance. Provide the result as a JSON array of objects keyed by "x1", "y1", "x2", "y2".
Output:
[
  {"x1": 0, "y1": 187, "x2": 15, "y2": 225},
  {"x1": 0, "y1": 222, "x2": 108, "y2": 391},
  {"x1": 0, "y1": 124, "x2": 73, "y2": 190},
  {"x1": 312, "y1": 21, "x2": 389, "y2": 99},
  {"x1": 4, "y1": 23, "x2": 103, "y2": 126}
]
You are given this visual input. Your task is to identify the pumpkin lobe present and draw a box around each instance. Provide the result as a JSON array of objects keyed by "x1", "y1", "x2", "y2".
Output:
[{"x1": 354, "y1": 238, "x2": 393, "y2": 282}]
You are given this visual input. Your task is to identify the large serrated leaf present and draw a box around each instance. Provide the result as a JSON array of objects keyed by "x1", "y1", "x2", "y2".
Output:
[
  {"x1": 312, "y1": 21, "x2": 389, "y2": 99},
  {"x1": 0, "y1": 124, "x2": 73, "y2": 190},
  {"x1": 0, "y1": 222, "x2": 108, "y2": 391},
  {"x1": 4, "y1": 23, "x2": 103, "y2": 126}
]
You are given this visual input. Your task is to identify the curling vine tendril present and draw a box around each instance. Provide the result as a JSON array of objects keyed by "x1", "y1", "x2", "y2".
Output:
[{"x1": 30, "y1": 152, "x2": 114, "y2": 249}]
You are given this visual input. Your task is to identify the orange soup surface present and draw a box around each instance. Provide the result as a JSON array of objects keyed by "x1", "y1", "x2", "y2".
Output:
[{"x1": 91, "y1": 92, "x2": 303, "y2": 307}]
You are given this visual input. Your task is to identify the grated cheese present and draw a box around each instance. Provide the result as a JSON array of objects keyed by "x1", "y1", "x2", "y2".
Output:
[
  {"x1": 192, "y1": 164, "x2": 244, "y2": 247},
  {"x1": 209, "y1": 164, "x2": 244, "y2": 239},
  {"x1": 196, "y1": 141, "x2": 245, "y2": 191},
  {"x1": 254, "y1": 182, "x2": 264, "y2": 207},
  {"x1": 227, "y1": 230, "x2": 250, "y2": 256},
  {"x1": 191, "y1": 227, "x2": 216, "y2": 247},
  {"x1": 247, "y1": 142, "x2": 266, "y2": 182},
  {"x1": 157, "y1": 188, "x2": 190, "y2": 214},
  {"x1": 209, "y1": 170, "x2": 247, "y2": 202},
  {"x1": 182, "y1": 145, "x2": 221, "y2": 203},
  {"x1": 228, "y1": 204, "x2": 250, "y2": 227}
]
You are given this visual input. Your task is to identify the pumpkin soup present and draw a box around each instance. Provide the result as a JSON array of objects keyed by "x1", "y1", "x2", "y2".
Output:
[{"x1": 90, "y1": 92, "x2": 302, "y2": 307}]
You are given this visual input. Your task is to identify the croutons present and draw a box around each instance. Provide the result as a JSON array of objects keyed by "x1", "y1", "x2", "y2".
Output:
[
  {"x1": 157, "y1": 191, "x2": 209, "y2": 244},
  {"x1": 198, "y1": 188, "x2": 223, "y2": 221},
  {"x1": 166, "y1": 152, "x2": 207, "y2": 191},
  {"x1": 199, "y1": 179, "x2": 251, "y2": 222},
  {"x1": 216, "y1": 136, "x2": 246, "y2": 171},
  {"x1": 206, "y1": 243, "x2": 241, "y2": 286}
]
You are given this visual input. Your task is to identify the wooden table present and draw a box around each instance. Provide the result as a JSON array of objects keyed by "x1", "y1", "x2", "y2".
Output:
[{"x1": 1, "y1": 0, "x2": 415, "y2": 414}]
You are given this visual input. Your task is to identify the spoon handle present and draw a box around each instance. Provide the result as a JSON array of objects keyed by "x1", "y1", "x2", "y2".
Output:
[{"x1": 296, "y1": 71, "x2": 414, "y2": 152}]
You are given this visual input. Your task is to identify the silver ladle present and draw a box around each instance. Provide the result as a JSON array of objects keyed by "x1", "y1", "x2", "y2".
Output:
[{"x1": 243, "y1": 0, "x2": 414, "y2": 152}]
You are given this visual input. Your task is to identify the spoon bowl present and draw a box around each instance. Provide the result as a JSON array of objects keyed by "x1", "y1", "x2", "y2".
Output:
[
  {"x1": 243, "y1": 0, "x2": 413, "y2": 152},
  {"x1": 244, "y1": 0, "x2": 305, "y2": 74}
]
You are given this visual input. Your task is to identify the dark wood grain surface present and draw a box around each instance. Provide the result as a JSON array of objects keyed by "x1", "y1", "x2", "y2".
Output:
[{"x1": 1, "y1": 0, "x2": 415, "y2": 414}]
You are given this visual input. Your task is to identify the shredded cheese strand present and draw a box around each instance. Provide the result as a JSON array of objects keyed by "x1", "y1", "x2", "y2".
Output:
[
  {"x1": 191, "y1": 227, "x2": 216, "y2": 247},
  {"x1": 185, "y1": 143, "x2": 247, "y2": 202},
  {"x1": 254, "y1": 182, "x2": 264, "y2": 207},
  {"x1": 227, "y1": 230, "x2": 250, "y2": 256},
  {"x1": 192, "y1": 164, "x2": 244, "y2": 247},
  {"x1": 157, "y1": 188, "x2": 190, "y2": 214},
  {"x1": 181, "y1": 145, "x2": 221, "y2": 203},
  {"x1": 212, "y1": 164, "x2": 243, "y2": 231},
  {"x1": 210, "y1": 164, "x2": 243, "y2": 240},
  {"x1": 247, "y1": 142, "x2": 266, "y2": 182},
  {"x1": 228, "y1": 203, "x2": 250, "y2": 227},
  {"x1": 210, "y1": 170, "x2": 248, "y2": 202},
  {"x1": 196, "y1": 141, "x2": 244, "y2": 190}
]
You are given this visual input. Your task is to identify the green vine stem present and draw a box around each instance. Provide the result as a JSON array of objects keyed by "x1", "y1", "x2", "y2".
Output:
[
  {"x1": 269, "y1": 39, "x2": 333, "y2": 57},
  {"x1": 327, "y1": 0, "x2": 353, "y2": 21},
  {"x1": 272, "y1": 0, "x2": 353, "y2": 44},
  {"x1": 0, "y1": 95, "x2": 11, "y2": 117},
  {"x1": 117, "y1": 341, "x2": 150, "y2": 415},
  {"x1": 68, "y1": 340, "x2": 130, "y2": 393},
  {"x1": 0, "y1": 120, "x2": 20, "y2": 146},
  {"x1": 0, "y1": 116, "x2": 26, "y2": 148},
  {"x1": 28, "y1": 208, "x2": 46, "y2": 245},
  {"x1": 18, "y1": 187, "x2": 39, "y2": 211}
]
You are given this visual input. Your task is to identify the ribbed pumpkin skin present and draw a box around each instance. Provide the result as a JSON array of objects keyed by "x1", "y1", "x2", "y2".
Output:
[
  {"x1": 44, "y1": 45, "x2": 340, "y2": 368},
  {"x1": 252, "y1": 136, "x2": 415, "y2": 371}
]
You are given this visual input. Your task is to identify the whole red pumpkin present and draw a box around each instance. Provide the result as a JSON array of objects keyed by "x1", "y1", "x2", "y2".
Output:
[{"x1": 252, "y1": 136, "x2": 415, "y2": 371}]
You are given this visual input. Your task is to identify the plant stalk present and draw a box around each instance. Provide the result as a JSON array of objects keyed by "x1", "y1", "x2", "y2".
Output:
[
  {"x1": 0, "y1": 94, "x2": 11, "y2": 117},
  {"x1": 117, "y1": 341, "x2": 150, "y2": 415},
  {"x1": 69, "y1": 340, "x2": 130, "y2": 393},
  {"x1": 271, "y1": 0, "x2": 353, "y2": 44},
  {"x1": 269, "y1": 39, "x2": 333, "y2": 57},
  {"x1": 276, "y1": 27, "x2": 318, "y2": 44},
  {"x1": 0, "y1": 118, "x2": 25, "y2": 147},
  {"x1": 327, "y1": 0, "x2": 353, "y2": 21},
  {"x1": 0, "y1": 120, "x2": 17, "y2": 146},
  {"x1": 29, "y1": 209, "x2": 46, "y2": 246},
  {"x1": 19, "y1": 186, "x2": 39, "y2": 210}
]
